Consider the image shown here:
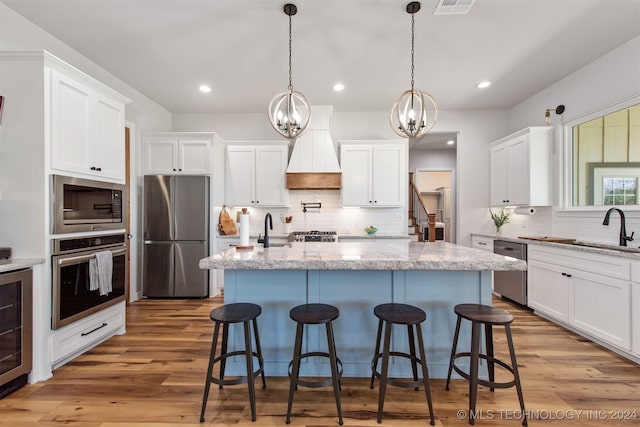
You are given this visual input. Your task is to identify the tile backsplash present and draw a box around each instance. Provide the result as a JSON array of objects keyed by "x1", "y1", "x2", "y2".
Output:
[
  {"x1": 221, "y1": 190, "x2": 406, "y2": 236},
  {"x1": 496, "y1": 206, "x2": 639, "y2": 246}
]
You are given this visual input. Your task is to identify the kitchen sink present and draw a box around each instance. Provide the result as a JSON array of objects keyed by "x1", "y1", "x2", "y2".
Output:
[{"x1": 569, "y1": 241, "x2": 640, "y2": 254}]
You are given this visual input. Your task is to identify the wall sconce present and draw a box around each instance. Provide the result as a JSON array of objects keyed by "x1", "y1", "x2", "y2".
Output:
[{"x1": 545, "y1": 104, "x2": 565, "y2": 125}]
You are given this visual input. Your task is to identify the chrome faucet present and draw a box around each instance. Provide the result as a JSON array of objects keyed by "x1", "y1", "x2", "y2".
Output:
[
  {"x1": 263, "y1": 213, "x2": 273, "y2": 248},
  {"x1": 602, "y1": 207, "x2": 634, "y2": 246}
]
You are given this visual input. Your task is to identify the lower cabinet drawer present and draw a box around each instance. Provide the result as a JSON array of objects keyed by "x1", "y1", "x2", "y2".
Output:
[
  {"x1": 51, "y1": 302, "x2": 125, "y2": 364},
  {"x1": 471, "y1": 236, "x2": 493, "y2": 251}
]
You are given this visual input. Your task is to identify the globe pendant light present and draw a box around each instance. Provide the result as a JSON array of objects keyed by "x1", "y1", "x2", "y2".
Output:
[
  {"x1": 268, "y1": 3, "x2": 310, "y2": 139},
  {"x1": 390, "y1": 1, "x2": 438, "y2": 139}
]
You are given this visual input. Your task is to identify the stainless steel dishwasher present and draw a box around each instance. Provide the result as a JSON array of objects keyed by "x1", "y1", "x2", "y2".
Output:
[{"x1": 493, "y1": 240, "x2": 527, "y2": 305}]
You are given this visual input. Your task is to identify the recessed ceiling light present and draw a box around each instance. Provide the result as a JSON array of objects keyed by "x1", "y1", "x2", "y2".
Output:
[
  {"x1": 476, "y1": 81, "x2": 491, "y2": 89},
  {"x1": 199, "y1": 84, "x2": 211, "y2": 93},
  {"x1": 447, "y1": 140, "x2": 455, "y2": 145},
  {"x1": 332, "y1": 83, "x2": 345, "y2": 92}
]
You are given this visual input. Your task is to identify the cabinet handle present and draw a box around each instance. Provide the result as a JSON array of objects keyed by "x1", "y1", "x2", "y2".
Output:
[
  {"x1": 90, "y1": 166, "x2": 96, "y2": 170},
  {"x1": 566, "y1": 273, "x2": 572, "y2": 278},
  {"x1": 561, "y1": 272, "x2": 566, "y2": 276},
  {"x1": 478, "y1": 242, "x2": 487, "y2": 246},
  {"x1": 96, "y1": 167, "x2": 102, "y2": 172},
  {"x1": 81, "y1": 322, "x2": 108, "y2": 336}
]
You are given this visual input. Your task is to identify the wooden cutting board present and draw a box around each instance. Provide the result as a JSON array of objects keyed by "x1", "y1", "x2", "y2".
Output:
[{"x1": 517, "y1": 236, "x2": 576, "y2": 243}]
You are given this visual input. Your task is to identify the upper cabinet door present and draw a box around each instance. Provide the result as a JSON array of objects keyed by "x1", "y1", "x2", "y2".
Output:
[
  {"x1": 144, "y1": 138, "x2": 178, "y2": 174},
  {"x1": 372, "y1": 145, "x2": 404, "y2": 206},
  {"x1": 50, "y1": 70, "x2": 93, "y2": 175},
  {"x1": 506, "y1": 137, "x2": 530, "y2": 206},
  {"x1": 341, "y1": 145, "x2": 372, "y2": 206},
  {"x1": 226, "y1": 146, "x2": 255, "y2": 206},
  {"x1": 490, "y1": 144, "x2": 509, "y2": 205},
  {"x1": 255, "y1": 146, "x2": 288, "y2": 206},
  {"x1": 95, "y1": 95, "x2": 126, "y2": 180},
  {"x1": 178, "y1": 139, "x2": 211, "y2": 174}
]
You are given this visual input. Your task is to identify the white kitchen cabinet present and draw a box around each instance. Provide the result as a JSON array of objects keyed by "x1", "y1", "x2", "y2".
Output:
[
  {"x1": 340, "y1": 142, "x2": 406, "y2": 207},
  {"x1": 226, "y1": 143, "x2": 289, "y2": 207},
  {"x1": 50, "y1": 69, "x2": 128, "y2": 181},
  {"x1": 528, "y1": 259, "x2": 571, "y2": 322},
  {"x1": 528, "y1": 245, "x2": 632, "y2": 352},
  {"x1": 631, "y1": 262, "x2": 640, "y2": 357},
  {"x1": 142, "y1": 133, "x2": 216, "y2": 175},
  {"x1": 471, "y1": 235, "x2": 494, "y2": 251},
  {"x1": 490, "y1": 127, "x2": 553, "y2": 207}
]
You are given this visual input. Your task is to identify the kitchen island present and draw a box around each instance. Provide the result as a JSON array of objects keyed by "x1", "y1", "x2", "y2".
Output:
[{"x1": 199, "y1": 241, "x2": 526, "y2": 378}]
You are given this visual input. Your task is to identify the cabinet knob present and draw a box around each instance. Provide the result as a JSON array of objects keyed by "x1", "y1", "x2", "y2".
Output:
[
  {"x1": 96, "y1": 167, "x2": 102, "y2": 172},
  {"x1": 178, "y1": 168, "x2": 182, "y2": 171},
  {"x1": 173, "y1": 168, "x2": 177, "y2": 171},
  {"x1": 256, "y1": 201, "x2": 259, "y2": 204},
  {"x1": 374, "y1": 200, "x2": 377, "y2": 203},
  {"x1": 369, "y1": 201, "x2": 372, "y2": 204},
  {"x1": 90, "y1": 166, "x2": 96, "y2": 170}
]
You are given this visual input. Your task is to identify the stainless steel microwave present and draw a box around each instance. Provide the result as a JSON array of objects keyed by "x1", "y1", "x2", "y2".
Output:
[{"x1": 52, "y1": 175, "x2": 127, "y2": 234}]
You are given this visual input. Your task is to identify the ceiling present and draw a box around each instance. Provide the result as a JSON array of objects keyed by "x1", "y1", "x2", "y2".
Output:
[{"x1": 2, "y1": 0, "x2": 639, "y2": 119}]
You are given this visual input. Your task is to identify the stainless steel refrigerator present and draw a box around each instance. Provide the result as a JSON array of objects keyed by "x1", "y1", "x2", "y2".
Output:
[{"x1": 143, "y1": 175, "x2": 209, "y2": 297}]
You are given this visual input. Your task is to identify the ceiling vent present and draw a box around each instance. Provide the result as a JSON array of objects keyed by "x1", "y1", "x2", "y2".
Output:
[{"x1": 433, "y1": 0, "x2": 476, "y2": 15}]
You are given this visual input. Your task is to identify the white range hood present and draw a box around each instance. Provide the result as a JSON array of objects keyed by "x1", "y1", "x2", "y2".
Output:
[{"x1": 286, "y1": 105, "x2": 341, "y2": 190}]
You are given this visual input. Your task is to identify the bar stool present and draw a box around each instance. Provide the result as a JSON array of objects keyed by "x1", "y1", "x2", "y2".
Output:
[
  {"x1": 286, "y1": 303, "x2": 343, "y2": 425},
  {"x1": 370, "y1": 303, "x2": 435, "y2": 425},
  {"x1": 200, "y1": 302, "x2": 266, "y2": 423},
  {"x1": 445, "y1": 303, "x2": 526, "y2": 426}
]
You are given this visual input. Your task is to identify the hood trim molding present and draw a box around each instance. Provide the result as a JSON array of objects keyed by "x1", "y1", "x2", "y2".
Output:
[{"x1": 286, "y1": 172, "x2": 341, "y2": 190}]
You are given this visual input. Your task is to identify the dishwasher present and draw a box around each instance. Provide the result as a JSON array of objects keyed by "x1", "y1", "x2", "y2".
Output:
[{"x1": 493, "y1": 240, "x2": 528, "y2": 305}]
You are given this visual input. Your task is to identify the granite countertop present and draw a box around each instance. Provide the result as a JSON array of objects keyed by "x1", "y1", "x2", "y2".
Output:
[
  {"x1": 200, "y1": 241, "x2": 526, "y2": 271},
  {"x1": 0, "y1": 258, "x2": 46, "y2": 273},
  {"x1": 472, "y1": 233, "x2": 640, "y2": 260}
]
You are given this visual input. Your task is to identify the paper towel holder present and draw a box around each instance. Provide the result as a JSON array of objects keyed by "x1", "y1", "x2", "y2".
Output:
[{"x1": 236, "y1": 207, "x2": 254, "y2": 252}]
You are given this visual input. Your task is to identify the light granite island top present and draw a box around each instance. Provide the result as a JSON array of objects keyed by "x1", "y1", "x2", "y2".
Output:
[
  {"x1": 200, "y1": 241, "x2": 525, "y2": 379},
  {"x1": 199, "y1": 240, "x2": 527, "y2": 271}
]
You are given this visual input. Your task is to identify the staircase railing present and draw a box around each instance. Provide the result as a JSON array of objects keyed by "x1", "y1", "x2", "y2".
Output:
[{"x1": 409, "y1": 178, "x2": 430, "y2": 235}]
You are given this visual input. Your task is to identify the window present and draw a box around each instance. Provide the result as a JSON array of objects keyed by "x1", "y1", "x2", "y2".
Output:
[{"x1": 603, "y1": 176, "x2": 637, "y2": 205}]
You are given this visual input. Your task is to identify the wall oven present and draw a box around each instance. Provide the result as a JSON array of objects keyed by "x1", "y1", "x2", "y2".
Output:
[
  {"x1": 52, "y1": 175, "x2": 127, "y2": 234},
  {"x1": 52, "y1": 234, "x2": 127, "y2": 330}
]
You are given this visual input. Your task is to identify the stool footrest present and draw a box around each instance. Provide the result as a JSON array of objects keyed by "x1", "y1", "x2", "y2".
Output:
[
  {"x1": 451, "y1": 352, "x2": 517, "y2": 389},
  {"x1": 371, "y1": 351, "x2": 426, "y2": 389},
  {"x1": 288, "y1": 351, "x2": 343, "y2": 388},
  {"x1": 209, "y1": 350, "x2": 265, "y2": 387}
]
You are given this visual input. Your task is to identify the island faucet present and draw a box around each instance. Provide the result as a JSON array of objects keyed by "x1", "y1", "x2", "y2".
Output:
[
  {"x1": 263, "y1": 213, "x2": 273, "y2": 248},
  {"x1": 602, "y1": 207, "x2": 634, "y2": 246}
]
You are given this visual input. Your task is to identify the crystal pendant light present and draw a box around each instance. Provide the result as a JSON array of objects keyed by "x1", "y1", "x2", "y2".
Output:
[
  {"x1": 390, "y1": 1, "x2": 438, "y2": 139},
  {"x1": 268, "y1": 3, "x2": 310, "y2": 139}
]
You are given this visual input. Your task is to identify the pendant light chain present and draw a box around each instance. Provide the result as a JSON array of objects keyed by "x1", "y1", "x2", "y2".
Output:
[
  {"x1": 410, "y1": 14, "x2": 415, "y2": 92},
  {"x1": 288, "y1": 12, "x2": 293, "y2": 91}
]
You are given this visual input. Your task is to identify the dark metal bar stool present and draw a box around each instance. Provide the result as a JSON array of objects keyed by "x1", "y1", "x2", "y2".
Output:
[
  {"x1": 200, "y1": 302, "x2": 266, "y2": 423},
  {"x1": 286, "y1": 303, "x2": 343, "y2": 425},
  {"x1": 370, "y1": 303, "x2": 435, "y2": 425},
  {"x1": 445, "y1": 303, "x2": 526, "y2": 426}
]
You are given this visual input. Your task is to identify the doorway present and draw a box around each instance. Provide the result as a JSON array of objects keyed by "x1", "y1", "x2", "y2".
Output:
[{"x1": 415, "y1": 168, "x2": 456, "y2": 243}]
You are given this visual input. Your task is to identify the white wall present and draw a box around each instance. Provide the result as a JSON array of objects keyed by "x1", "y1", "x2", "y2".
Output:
[{"x1": 500, "y1": 36, "x2": 640, "y2": 244}]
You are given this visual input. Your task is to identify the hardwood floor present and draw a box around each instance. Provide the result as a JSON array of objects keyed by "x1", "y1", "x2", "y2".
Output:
[{"x1": 2, "y1": 296, "x2": 638, "y2": 426}]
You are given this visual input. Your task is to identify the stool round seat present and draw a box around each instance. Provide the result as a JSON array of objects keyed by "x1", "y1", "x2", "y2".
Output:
[
  {"x1": 374, "y1": 303, "x2": 426, "y2": 325},
  {"x1": 290, "y1": 303, "x2": 339, "y2": 324},
  {"x1": 454, "y1": 303, "x2": 513, "y2": 325},
  {"x1": 210, "y1": 302, "x2": 262, "y2": 323}
]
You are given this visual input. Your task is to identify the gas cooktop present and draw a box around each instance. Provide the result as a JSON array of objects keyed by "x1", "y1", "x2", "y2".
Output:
[{"x1": 289, "y1": 231, "x2": 338, "y2": 242}]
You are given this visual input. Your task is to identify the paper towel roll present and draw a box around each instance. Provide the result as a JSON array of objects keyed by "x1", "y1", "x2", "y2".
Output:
[
  {"x1": 239, "y1": 213, "x2": 250, "y2": 246},
  {"x1": 513, "y1": 207, "x2": 536, "y2": 216}
]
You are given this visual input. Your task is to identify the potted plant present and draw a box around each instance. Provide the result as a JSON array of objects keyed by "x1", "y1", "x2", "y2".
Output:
[{"x1": 490, "y1": 208, "x2": 511, "y2": 235}]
